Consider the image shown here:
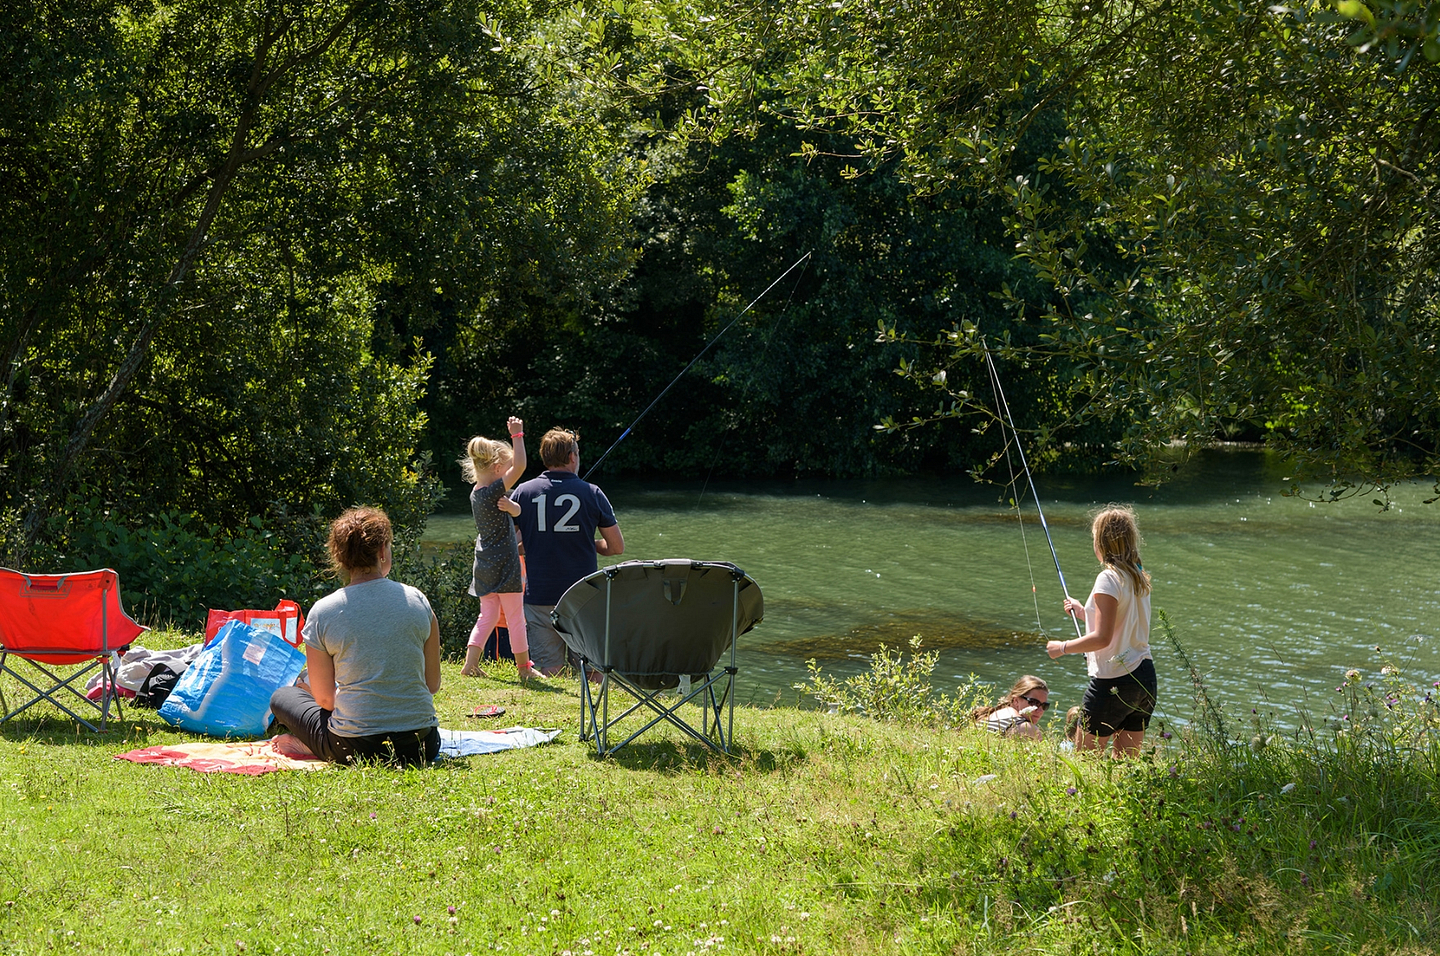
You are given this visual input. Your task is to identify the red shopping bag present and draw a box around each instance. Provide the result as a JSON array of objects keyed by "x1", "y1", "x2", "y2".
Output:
[{"x1": 204, "y1": 599, "x2": 305, "y2": 648}]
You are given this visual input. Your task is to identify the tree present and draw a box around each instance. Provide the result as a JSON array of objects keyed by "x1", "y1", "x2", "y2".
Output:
[
  {"x1": 418, "y1": 106, "x2": 1094, "y2": 483},
  {"x1": 618, "y1": 0, "x2": 1440, "y2": 497},
  {"x1": 0, "y1": 0, "x2": 644, "y2": 563}
]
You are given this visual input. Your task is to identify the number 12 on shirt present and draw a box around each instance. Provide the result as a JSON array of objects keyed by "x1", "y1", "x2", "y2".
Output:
[{"x1": 534, "y1": 494, "x2": 582, "y2": 532}]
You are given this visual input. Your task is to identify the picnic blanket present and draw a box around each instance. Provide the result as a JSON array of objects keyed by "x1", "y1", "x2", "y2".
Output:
[
  {"x1": 113, "y1": 735, "x2": 325, "y2": 775},
  {"x1": 114, "y1": 727, "x2": 562, "y2": 775}
]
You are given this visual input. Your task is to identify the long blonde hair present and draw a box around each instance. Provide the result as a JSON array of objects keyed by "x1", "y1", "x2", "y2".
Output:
[
  {"x1": 971, "y1": 675, "x2": 1048, "y2": 721},
  {"x1": 459, "y1": 436, "x2": 511, "y2": 484},
  {"x1": 1092, "y1": 505, "x2": 1150, "y2": 596}
]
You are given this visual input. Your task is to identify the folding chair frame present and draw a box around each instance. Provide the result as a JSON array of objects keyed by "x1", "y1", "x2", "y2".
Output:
[
  {"x1": 574, "y1": 566, "x2": 743, "y2": 757},
  {"x1": 1, "y1": 650, "x2": 123, "y2": 732},
  {"x1": 0, "y1": 570, "x2": 132, "y2": 732}
]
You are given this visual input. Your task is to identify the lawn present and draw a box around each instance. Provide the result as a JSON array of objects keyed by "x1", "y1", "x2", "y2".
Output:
[{"x1": 1, "y1": 639, "x2": 1437, "y2": 955}]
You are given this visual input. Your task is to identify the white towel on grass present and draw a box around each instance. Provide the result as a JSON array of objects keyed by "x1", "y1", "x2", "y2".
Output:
[{"x1": 437, "y1": 727, "x2": 562, "y2": 757}]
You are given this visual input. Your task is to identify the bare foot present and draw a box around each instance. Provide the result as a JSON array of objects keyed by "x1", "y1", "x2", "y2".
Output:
[
  {"x1": 271, "y1": 734, "x2": 316, "y2": 759},
  {"x1": 461, "y1": 644, "x2": 490, "y2": 678}
]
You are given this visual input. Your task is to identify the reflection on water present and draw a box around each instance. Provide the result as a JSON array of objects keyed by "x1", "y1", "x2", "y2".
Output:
[
  {"x1": 758, "y1": 607, "x2": 1032, "y2": 661},
  {"x1": 425, "y1": 450, "x2": 1440, "y2": 729}
]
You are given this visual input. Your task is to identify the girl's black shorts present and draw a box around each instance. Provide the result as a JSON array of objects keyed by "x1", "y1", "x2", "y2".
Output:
[{"x1": 1081, "y1": 657, "x2": 1157, "y2": 736}]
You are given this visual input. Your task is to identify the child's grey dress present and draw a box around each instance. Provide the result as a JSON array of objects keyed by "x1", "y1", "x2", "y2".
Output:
[{"x1": 468, "y1": 479, "x2": 523, "y2": 597}]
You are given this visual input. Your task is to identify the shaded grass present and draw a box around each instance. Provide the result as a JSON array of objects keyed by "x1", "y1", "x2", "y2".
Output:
[{"x1": 0, "y1": 636, "x2": 1437, "y2": 954}]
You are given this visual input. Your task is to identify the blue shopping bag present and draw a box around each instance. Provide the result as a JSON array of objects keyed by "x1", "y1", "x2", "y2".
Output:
[{"x1": 158, "y1": 620, "x2": 306, "y2": 737}]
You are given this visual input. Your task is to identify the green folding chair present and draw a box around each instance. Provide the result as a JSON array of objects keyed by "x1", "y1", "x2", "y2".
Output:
[{"x1": 552, "y1": 559, "x2": 763, "y2": 756}]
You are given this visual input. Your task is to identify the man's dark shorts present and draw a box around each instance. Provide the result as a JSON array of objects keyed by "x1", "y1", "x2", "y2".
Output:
[{"x1": 1081, "y1": 657, "x2": 1157, "y2": 736}]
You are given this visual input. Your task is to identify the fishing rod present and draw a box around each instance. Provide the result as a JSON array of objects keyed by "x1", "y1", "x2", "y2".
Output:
[
  {"x1": 583, "y1": 250, "x2": 814, "y2": 481},
  {"x1": 982, "y1": 340, "x2": 1085, "y2": 639}
]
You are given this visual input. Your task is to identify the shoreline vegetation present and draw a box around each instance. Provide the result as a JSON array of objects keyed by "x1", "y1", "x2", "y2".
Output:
[{"x1": 1, "y1": 626, "x2": 1436, "y2": 954}]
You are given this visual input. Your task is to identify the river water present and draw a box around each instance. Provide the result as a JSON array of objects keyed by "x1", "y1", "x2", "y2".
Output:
[{"x1": 424, "y1": 450, "x2": 1440, "y2": 730}]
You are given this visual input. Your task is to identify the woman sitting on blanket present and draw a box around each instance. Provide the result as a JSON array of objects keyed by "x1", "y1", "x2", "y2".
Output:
[{"x1": 270, "y1": 507, "x2": 442, "y2": 767}]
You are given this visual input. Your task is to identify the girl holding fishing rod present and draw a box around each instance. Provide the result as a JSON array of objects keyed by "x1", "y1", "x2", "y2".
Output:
[
  {"x1": 1047, "y1": 506, "x2": 1158, "y2": 757},
  {"x1": 981, "y1": 346, "x2": 1157, "y2": 756}
]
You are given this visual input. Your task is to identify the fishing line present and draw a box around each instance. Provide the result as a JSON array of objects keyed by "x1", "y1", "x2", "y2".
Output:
[
  {"x1": 994, "y1": 400, "x2": 1048, "y2": 636},
  {"x1": 982, "y1": 340, "x2": 1085, "y2": 639},
  {"x1": 583, "y1": 250, "x2": 814, "y2": 482},
  {"x1": 695, "y1": 256, "x2": 812, "y2": 506}
]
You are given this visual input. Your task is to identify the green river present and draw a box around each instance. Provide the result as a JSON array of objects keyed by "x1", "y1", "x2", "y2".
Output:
[{"x1": 425, "y1": 449, "x2": 1440, "y2": 729}]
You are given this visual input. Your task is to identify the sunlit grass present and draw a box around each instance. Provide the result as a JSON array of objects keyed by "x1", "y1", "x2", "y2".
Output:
[{"x1": 0, "y1": 627, "x2": 1437, "y2": 954}]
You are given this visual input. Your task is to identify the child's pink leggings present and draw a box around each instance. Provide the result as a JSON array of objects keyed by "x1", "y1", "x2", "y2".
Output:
[{"x1": 468, "y1": 591, "x2": 528, "y2": 664}]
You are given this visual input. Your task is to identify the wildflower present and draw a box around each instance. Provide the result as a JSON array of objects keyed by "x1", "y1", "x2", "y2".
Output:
[
  {"x1": 1301, "y1": 873, "x2": 1310, "y2": 886},
  {"x1": 1009, "y1": 810, "x2": 1017, "y2": 820},
  {"x1": 1309, "y1": 839, "x2": 1317, "y2": 849},
  {"x1": 448, "y1": 906, "x2": 456, "y2": 915},
  {"x1": 1066, "y1": 786, "x2": 1078, "y2": 796},
  {"x1": 1381, "y1": 665, "x2": 1397, "y2": 675},
  {"x1": 413, "y1": 916, "x2": 422, "y2": 925},
  {"x1": 369, "y1": 812, "x2": 377, "y2": 820}
]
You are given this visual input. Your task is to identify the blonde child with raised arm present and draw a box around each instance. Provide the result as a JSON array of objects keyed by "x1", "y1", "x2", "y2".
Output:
[{"x1": 459, "y1": 417, "x2": 535, "y2": 681}]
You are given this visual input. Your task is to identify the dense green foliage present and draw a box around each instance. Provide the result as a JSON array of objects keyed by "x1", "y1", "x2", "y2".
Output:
[
  {"x1": 616, "y1": 0, "x2": 1440, "y2": 497},
  {"x1": 34, "y1": 498, "x2": 321, "y2": 626},
  {"x1": 418, "y1": 115, "x2": 1071, "y2": 484},
  {"x1": 7, "y1": 0, "x2": 1440, "y2": 589},
  {"x1": 0, "y1": 0, "x2": 641, "y2": 566}
]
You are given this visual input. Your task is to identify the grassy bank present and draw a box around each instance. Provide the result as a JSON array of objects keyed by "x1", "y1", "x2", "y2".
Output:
[{"x1": 1, "y1": 638, "x2": 1437, "y2": 955}]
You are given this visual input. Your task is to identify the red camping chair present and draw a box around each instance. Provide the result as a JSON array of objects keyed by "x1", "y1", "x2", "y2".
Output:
[{"x1": 0, "y1": 568, "x2": 147, "y2": 732}]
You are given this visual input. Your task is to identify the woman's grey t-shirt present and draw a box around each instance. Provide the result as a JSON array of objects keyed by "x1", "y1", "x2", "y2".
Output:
[
  {"x1": 302, "y1": 577, "x2": 437, "y2": 737},
  {"x1": 468, "y1": 478, "x2": 523, "y2": 597}
]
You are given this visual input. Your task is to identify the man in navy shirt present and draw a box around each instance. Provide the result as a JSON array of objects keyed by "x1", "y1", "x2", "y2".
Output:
[{"x1": 511, "y1": 428, "x2": 624, "y2": 675}]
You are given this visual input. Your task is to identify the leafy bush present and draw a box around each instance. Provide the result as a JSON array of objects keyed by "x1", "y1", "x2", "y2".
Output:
[
  {"x1": 32, "y1": 498, "x2": 325, "y2": 628},
  {"x1": 390, "y1": 541, "x2": 477, "y2": 661},
  {"x1": 794, "y1": 635, "x2": 991, "y2": 728}
]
